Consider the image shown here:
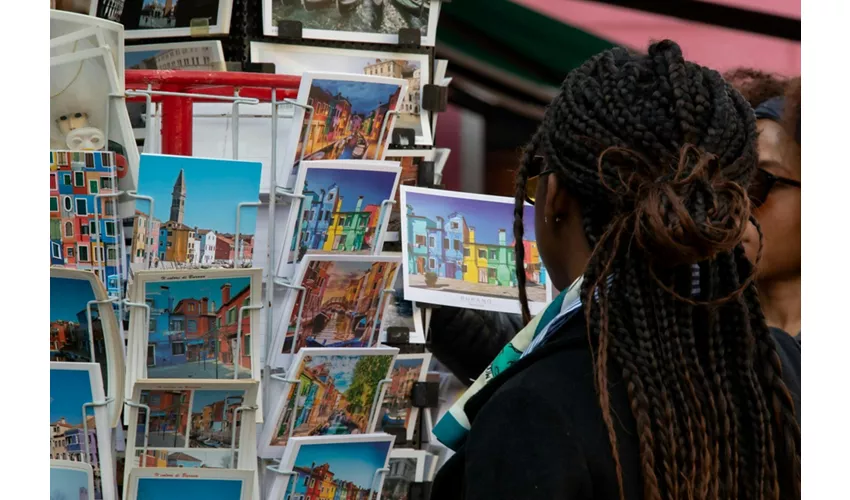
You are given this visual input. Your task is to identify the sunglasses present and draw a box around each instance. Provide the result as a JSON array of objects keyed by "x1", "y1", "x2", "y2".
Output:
[
  {"x1": 748, "y1": 168, "x2": 801, "y2": 208},
  {"x1": 525, "y1": 155, "x2": 555, "y2": 205}
]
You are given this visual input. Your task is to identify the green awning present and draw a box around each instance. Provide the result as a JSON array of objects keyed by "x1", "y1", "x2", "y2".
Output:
[{"x1": 437, "y1": 0, "x2": 617, "y2": 93}]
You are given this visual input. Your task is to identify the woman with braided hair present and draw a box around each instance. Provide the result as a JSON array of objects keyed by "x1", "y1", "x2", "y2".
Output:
[{"x1": 430, "y1": 40, "x2": 801, "y2": 500}]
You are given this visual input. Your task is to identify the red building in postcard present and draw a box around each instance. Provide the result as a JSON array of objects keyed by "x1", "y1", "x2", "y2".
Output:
[
  {"x1": 172, "y1": 297, "x2": 214, "y2": 361},
  {"x1": 143, "y1": 390, "x2": 190, "y2": 434},
  {"x1": 215, "y1": 283, "x2": 252, "y2": 370}
]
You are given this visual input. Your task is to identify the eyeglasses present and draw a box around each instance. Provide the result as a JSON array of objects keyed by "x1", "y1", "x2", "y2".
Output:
[
  {"x1": 748, "y1": 168, "x2": 801, "y2": 208},
  {"x1": 525, "y1": 155, "x2": 555, "y2": 205}
]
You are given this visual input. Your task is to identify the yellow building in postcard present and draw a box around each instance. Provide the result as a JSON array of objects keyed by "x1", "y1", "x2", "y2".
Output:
[
  {"x1": 163, "y1": 221, "x2": 191, "y2": 262},
  {"x1": 462, "y1": 228, "x2": 488, "y2": 283}
]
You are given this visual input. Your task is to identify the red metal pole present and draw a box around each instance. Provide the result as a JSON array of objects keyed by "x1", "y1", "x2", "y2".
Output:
[{"x1": 160, "y1": 85, "x2": 193, "y2": 156}]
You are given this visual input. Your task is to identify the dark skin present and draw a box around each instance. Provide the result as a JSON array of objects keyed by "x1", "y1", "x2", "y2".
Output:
[
  {"x1": 742, "y1": 120, "x2": 801, "y2": 335},
  {"x1": 534, "y1": 172, "x2": 592, "y2": 291}
]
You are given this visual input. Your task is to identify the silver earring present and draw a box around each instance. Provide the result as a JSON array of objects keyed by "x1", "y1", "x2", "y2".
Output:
[
  {"x1": 555, "y1": 217, "x2": 561, "y2": 223},
  {"x1": 545, "y1": 216, "x2": 548, "y2": 224}
]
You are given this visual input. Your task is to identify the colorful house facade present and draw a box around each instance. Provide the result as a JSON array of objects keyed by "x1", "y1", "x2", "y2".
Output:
[{"x1": 50, "y1": 150, "x2": 120, "y2": 282}]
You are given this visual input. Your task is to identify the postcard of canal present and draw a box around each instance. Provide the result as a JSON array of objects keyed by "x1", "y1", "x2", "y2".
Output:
[
  {"x1": 400, "y1": 186, "x2": 553, "y2": 315},
  {"x1": 259, "y1": 347, "x2": 398, "y2": 457}
]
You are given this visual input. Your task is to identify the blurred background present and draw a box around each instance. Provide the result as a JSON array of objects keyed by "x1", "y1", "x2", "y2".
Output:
[{"x1": 434, "y1": 0, "x2": 800, "y2": 196}]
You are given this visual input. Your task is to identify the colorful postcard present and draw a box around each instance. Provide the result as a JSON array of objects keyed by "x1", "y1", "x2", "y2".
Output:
[
  {"x1": 400, "y1": 186, "x2": 550, "y2": 316},
  {"x1": 124, "y1": 380, "x2": 258, "y2": 490},
  {"x1": 377, "y1": 353, "x2": 431, "y2": 441},
  {"x1": 50, "y1": 44, "x2": 139, "y2": 218},
  {"x1": 126, "y1": 41, "x2": 227, "y2": 71},
  {"x1": 50, "y1": 151, "x2": 121, "y2": 283},
  {"x1": 272, "y1": 255, "x2": 402, "y2": 363},
  {"x1": 97, "y1": 0, "x2": 235, "y2": 39},
  {"x1": 268, "y1": 434, "x2": 395, "y2": 499},
  {"x1": 50, "y1": 363, "x2": 115, "y2": 500},
  {"x1": 50, "y1": 268, "x2": 124, "y2": 426},
  {"x1": 284, "y1": 161, "x2": 401, "y2": 269},
  {"x1": 263, "y1": 0, "x2": 441, "y2": 45},
  {"x1": 129, "y1": 268, "x2": 263, "y2": 381},
  {"x1": 51, "y1": 460, "x2": 95, "y2": 500},
  {"x1": 382, "y1": 449, "x2": 429, "y2": 500},
  {"x1": 125, "y1": 468, "x2": 253, "y2": 500},
  {"x1": 281, "y1": 72, "x2": 408, "y2": 188},
  {"x1": 383, "y1": 149, "x2": 437, "y2": 234},
  {"x1": 251, "y1": 43, "x2": 431, "y2": 145},
  {"x1": 259, "y1": 348, "x2": 398, "y2": 457},
  {"x1": 132, "y1": 154, "x2": 261, "y2": 271}
]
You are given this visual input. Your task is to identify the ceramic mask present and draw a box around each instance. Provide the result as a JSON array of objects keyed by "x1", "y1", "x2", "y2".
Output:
[{"x1": 66, "y1": 127, "x2": 106, "y2": 151}]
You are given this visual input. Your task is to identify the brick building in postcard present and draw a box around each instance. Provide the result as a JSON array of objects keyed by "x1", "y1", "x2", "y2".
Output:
[
  {"x1": 50, "y1": 151, "x2": 120, "y2": 282},
  {"x1": 137, "y1": 449, "x2": 168, "y2": 467},
  {"x1": 214, "y1": 283, "x2": 252, "y2": 370},
  {"x1": 171, "y1": 297, "x2": 215, "y2": 362},
  {"x1": 141, "y1": 390, "x2": 190, "y2": 435}
]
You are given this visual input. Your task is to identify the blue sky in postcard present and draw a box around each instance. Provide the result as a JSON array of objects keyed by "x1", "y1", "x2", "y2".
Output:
[
  {"x1": 191, "y1": 390, "x2": 245, "y2": 412},
  {"x1": 293, "y1": 440, "x2": 392, "y2": 489},
  {"x1": 137, "y1": 477, "x2": 243, "y2": 499},
  {"x1": 405, "y1": 191, "x2": 537, "y2": 245},
  {"x1": 303, "y1": 167, "x2": 397, "y2": 211},
  {"x1": 302, "y1": 354, "x2": 362, "y2": 393},
  {"x1": 137, "y1": 155, "x2": 261, "y2": 234},
  {"x1": 51, "y1": 467, "x2": 89, "y2": 497},
  {"x1": 313, "y1": 80, "x2": 401, "y2": 115},
  {"x1": 145, "y1": 277, "x2": 251, "y2": 305},
  {"x1": 50, "y1": 277, "x2": 96, "y2": 322},
  {"x1": 51, "y1": 369, "x2": 94, "y2": 425},
  {"x1": 125, "y1": 50, "x2": 160, "y2": 68}
]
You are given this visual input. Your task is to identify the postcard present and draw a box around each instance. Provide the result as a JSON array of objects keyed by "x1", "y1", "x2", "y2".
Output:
[
  {"x1": 50, "y1": 151, "x2": 121, "y2": 283},
  {"x1": 263, "y1": 0, "x2": 441, "y2": 45},
  {"x1": 123, "y1": 380, "x2": 258, "y2": 490},
  {"x1": 283, "y1": 161, "x2": 401, "y2": 270},
  {"x1": 279, "y1": 72, "x2": 408, "y2": 188},
  {"x1": 377, "y1": 268, "x2": 426, "y2": 345},
  {"x1": 50, "y1": 44, "x2": 139, "y2": 218},
  {"x1": 132, "y1": 154, "x2": 261, "y2": 271},
  {"x1": 51, "y1": 9, "x2": 125, "y2": 88},
  {"x1": 126, "y1": 41, "x2": 227, "y2": 71},
  {"x1": 251, "y1": 42, "x2": 432, "y2": 145},
  {"x1": 268, "y1": 434, "x2": 395, "y2": 499},
  {"x1": 97, "y1": 0, "x2": 235, "y2": 39},
  {"x1": 383, "y1": 149, "x2": 436, "y2": 234},
  {"x1": 400, "y1": 186, "x2": 550, "y2": 315},
  {"x1": 50, "y1": 268, "x2": 124, "y2": 426},
  {"x1": 271, "y1": 254, "x2": 402, "y2": 362},
  {"x1": 259, "y1": 347, "x2": 398, "y2": 457},
  {"x1": 382, "y1": 449, "x2": 429, "y2": 499},
  {"x1": 125, "y1": 468, "x2": 253, "y2": 500},
  {"x1": 377, "y1": 353, "x2": 431, "y2": 441},
  {"x1": 51, "y1": 460, "x2": 95, "y2": 500},
  {"x1": 50, "y1": 362, "x2": 115, "y2": 500},
  {"x1": 128, "y1": 268, "x2": 263, "y2": 382}
]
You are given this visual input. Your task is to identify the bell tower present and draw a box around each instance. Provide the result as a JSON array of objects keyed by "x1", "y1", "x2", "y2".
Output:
[{"x1": 170, "y1": 169, "x2": 186, "y2": 224}]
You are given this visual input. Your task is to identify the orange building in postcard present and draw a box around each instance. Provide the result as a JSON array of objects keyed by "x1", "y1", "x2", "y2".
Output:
[{"x1": 215, "y1": 283, "x2": 252, "y2": 370}]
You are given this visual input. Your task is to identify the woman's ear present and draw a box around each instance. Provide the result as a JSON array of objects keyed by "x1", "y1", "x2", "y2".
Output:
[{"x1": 544, "y1": 174, "x2": 571, "y2": 224}]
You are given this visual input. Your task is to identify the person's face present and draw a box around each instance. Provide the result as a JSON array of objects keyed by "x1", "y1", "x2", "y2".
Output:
[{"x1": 742, "y1": 119, "x2": 801, "y2": 281}]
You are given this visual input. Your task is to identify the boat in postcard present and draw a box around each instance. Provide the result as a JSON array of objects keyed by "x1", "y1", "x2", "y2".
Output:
[
  {"x1": 338, "y1": 0, "x2": 362, "y2": 14},
  {"x1": 393, "y1": 0, "x2": 429, "y2": 13}
]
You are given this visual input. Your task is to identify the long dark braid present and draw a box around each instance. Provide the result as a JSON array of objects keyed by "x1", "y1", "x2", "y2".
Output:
[{"x1": 513, "y1": 40, "x2": 800, "y2": 499}]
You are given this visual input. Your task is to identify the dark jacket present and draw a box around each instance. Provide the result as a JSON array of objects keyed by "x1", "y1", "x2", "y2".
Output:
[
  {"x1": 428, "y1": 306, "x2": 522, "y2": 384},
  {"x1": 432, "y1": 314, "x2": 802, "y2": 500}
]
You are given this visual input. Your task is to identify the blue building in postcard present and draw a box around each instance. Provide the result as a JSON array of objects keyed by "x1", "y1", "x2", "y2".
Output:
[
  {"x1": 406, "y1": 205, "x2": 437, "y2": 275},
  {"x1": 300, "y1": 183, "x2": 341, "y2": 250},
  {"x1": 443, "y1": 212, "x2": 468, "y2": 280},
  {"x1": 426, "y1": 216, "x2": 447, "y2": 276},
  {"x1": 146, "y1": 285, "x2": 188, "y2": 369}
]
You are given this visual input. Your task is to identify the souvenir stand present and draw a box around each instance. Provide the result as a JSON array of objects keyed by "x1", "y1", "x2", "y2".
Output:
[{"x1": 51, "y1": 1, "x2": 451, "y2": 499}]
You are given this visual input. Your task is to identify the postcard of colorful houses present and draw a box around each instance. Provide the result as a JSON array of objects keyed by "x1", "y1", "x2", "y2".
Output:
[
  {"x1": 377, "y1": 353, "x2": 432, "y2": 441},
  {"x1": 51, "y1": 460, "x2": 95, "y2": 500},
  {"x1": 384, "y1": 149, "x2": 438, "y2": 235},
  {"x1": 50, "y1": 362, "x2": 116, "y2": 500},
  {"x1": 127, "y1": 269, "x2": 263, "y2": 386},
  {"x1": 280, "y1": 72, "x2": 408, "y2": 189},
  {"x1": 126, "y1": 468, "x2": 254, "y2": 500},
  {"x1": 50, "y1": 151, "x2": 122, "y2": 284},
  {"x1": 123, "y1": 380, "x2": 259, "y2": 493},
  {"x1": 279, "y1": 160, "x2": 401, "y2": 274},
  {"x1": 50, "y1": 42, "x2": 140, "y2": 218},
  {"x1": 251, "y1": 43, "x2": 432, "y2": 145},
  {"x1": 259, "y1": 347, "x2": 398, "y2": 458},
  {"x1": 131, "y1": 154, "x2": 262, "y2": 272},
  {"x1": 268, "y1": 254, "x2": 402, "y2": 368},
  {"x1": 262, "y1": 0, "x2": 442, "y2": 45},
  {"x1": 400, "y1": 186, "x2": 551, "y2": 316},
  {"x1": 267, "y1": 433, "x2": 396, "y2": 500},
  {"x1": 51, "y1": 268, "x2": 124, "y2": 426},
  {"x1": 383, "y1": 449, "x2": 429, "y2": 500}
]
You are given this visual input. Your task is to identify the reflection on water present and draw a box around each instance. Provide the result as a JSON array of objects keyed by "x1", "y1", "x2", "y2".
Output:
[{"x1": 272, "y1": 0, "x2": 430, "y2": 35}]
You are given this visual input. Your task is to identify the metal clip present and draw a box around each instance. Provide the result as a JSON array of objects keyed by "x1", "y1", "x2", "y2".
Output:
[
  {"x1": 272, "y1": 280, "x2": 308, "y2": 359},
  {"x1": 270, "y1": 374, "x2": 304, "y2": 443},
  {"x1": 124, "y1": 400, "x2": 151, "y2": 465},
  {"x1": 371, "y1": 467, "x2": 391, "y2": 497},
  {"x1": 234, "y1": 202, "x2": 262, "y2": 269},
  {"x1": 123, "y1": 192, "x2": 156, "y2": 269},
  {"x1": 230, "y1": 404, "x2": 258, "y2": 468},
  {"x1": 374, "y1": 110, "x2": 403, "y2": 159},
  {"x1": 235, "y1": 304, "x2": 263, "y2": 380},
  {"x1": 265, "y1": 464, "x2": 298, "y2": 496},
  {"x1": 85, "y1": 298, "x2": 119, "y2": 361},
  {"x1": 368, "y1": 378, "x2": 393, "y2": 432},
  {"x1": 372, "y1": 199, "x2": 398, "y2": 256},
  {"x1": 81, "y1": 397, "x2": 113, "y2": 465},
  {"x1": 368, "y1": 288, "x2": 397, "y2": 346}
]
